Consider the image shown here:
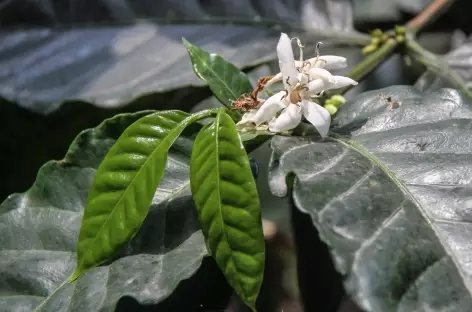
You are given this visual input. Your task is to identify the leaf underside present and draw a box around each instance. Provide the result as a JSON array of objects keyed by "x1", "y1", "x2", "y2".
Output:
[
  {"x1": 190, "y1": 110, "x2": 265, "y2": 311},
  {"x1": 269, "y1": 86, "x2": 472, "y2": 312}
]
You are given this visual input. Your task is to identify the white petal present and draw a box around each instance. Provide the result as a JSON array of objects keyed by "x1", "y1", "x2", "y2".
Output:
[
  {"x1": 297, "y1": 72, "x2": 309, "y2": 85},
  {"x1": 268, "y1": 104, "x2": 302, "y2": 132},
  {"x1": 294, "y1": 60, "x2": 304, "y2": 68},
  {"x1": 264, "y1": 72, "x2": 282, "y2": 87},
  {"x1": 304, "y1": 79, "x2": 326, "y2": 96},
  {"x1": 236, "y1": 109, "x2": 258, "y2": 125},
  {"x1": 318, "y1": 56, "x2": 347, "y2": 70},
  {"x1": 301, "y1": 100, "x2": 331, "y2": 138},
  {"x1": 309, "y1": 68, "x2": 335, "y2": 83},
  {"x1": 303, "y1": 56, "x2": 347, "y2": 70},
  {"x1": 277, "y1": 33, "x2": 298, "y2": 90},
  {"x1": 304, "y1": 76, "x2": 357, "y2": 97},
  {"x1": 253, "y1": 91, "x2": 287, "y2": 125},
  {"x1": 331, "y1": 75, "x2": 358, "y2": 88}
]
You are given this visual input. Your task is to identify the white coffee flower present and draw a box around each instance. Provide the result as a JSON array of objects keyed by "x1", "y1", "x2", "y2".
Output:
[
  {"x1": 236, "y1": 33, "x2": 357, "y2": 137},
  {"x1": 265, "y1": 39, "x2": 349, "y2": 87},
  {"x1": 269, "y1": 99, "x2": 331, "y2": 135}
]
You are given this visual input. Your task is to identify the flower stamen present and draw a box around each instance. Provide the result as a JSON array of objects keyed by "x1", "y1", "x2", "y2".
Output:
[
  {"x1": 286, "y1": 77, "x2": 292, "y2": 86},
  {"x1": 315, "y1": 42, "x2": 322, "y2": 57},
  {"x1": 291, "y1": 37, "x2": 305, "y2": 62}
]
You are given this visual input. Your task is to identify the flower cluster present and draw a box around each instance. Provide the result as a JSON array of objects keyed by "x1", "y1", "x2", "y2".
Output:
[{"x1": 235, "y1": 33, "x2": 358, "y2": 138}]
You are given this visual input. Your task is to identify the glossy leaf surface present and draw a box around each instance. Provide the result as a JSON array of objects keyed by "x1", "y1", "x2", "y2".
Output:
[
  {"x1": 183, "y1": 38, "x2": 253, "y2": 111},
  {"x1": 190, "y1": 110, "x2": 265, "y2": 311},
  {"x1": 269, "y1": 86, "x2": 472, "y2": 311},
  {"x1": 0, "y1": 111, "x2": 208, "y2": 311},
  {"x1": 415, "y1": 34, "x2": 472, "y2": 92},
  {"x1": 0, "y1": 0, "x2": 367, "y2": 114},
  {"x1": 73, "y1": 109, "x2": 213, "y2": 279}
]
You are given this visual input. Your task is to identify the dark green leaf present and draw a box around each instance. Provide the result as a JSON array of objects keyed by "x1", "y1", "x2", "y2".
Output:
[
  {"x1": 72, "y1": 109, "x2": 214, "y2": 279},
  {"x1": 353, "y1": 0, "x2": 430, "y2": 21},
  {"x1": 239, "y1": 131, "x2": 274, "y2": 142},
  {"x1": 190, "y1": 110, "x2": 265, "y2": 311},
  {"x1": 0, "y1": 111, "x2": 208, "y2": 311},
  {"x1": 269, "y1": 86, "x2": 472, "y2": 311},
  {"x1": 183, "y1": 38, "x2": 253, "y2": 111},
  {"x1": 0, "y1": 0, "x2": 367, "y2": 114},
  {"x1": 397, "y1": 0, "x2": 431, "y2": 12}
]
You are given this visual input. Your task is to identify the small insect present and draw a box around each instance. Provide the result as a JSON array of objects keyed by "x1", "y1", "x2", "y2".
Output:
[
  {"x1": 379, "y1": 94, "x2": 401, "y2": 111},
  {"x1": 387, "y1": 96, "x2": 401, "y2": 111},
  {"x1": 416, "y1": 142, "x2": 428, "y2": 151}
]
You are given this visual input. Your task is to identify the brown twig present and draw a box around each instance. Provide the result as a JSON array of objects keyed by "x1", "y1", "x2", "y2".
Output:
[{"x1": 406, "y1": 0, "x2": 452, "y2": 34}]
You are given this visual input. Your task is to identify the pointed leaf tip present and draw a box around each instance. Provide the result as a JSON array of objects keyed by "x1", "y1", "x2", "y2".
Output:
[{"x1": 190, "y1": 110, "x2": 265, "y2": 311}]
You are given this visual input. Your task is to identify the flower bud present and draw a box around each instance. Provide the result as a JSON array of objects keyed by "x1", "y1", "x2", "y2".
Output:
[
  {"x1": 372, "y1": 29, "x2": 383, "y2": 37},
  {"x1": 324, "y1": 99, "x2": 336, "y2": 106},
  {"x1": 362, "y1": 44, "x2": 377, "y2": 55},
  {"x1": 324, "y1": 103, "x2": 338, "y2": 116},
  {"x1": 330, "y1": 95, "x2": 346, "y2": 106},
  {"x1": 371, "y1": 37, "x2": 381, "y2": 46},
  {"x1": 395, "y1": 25, "x2": 406, "y2": 35},
  {"x1": 396, "y1": 35, "x2": 405, "y2": 44},
  {"x1": 381, "y1": 34, "x2": 390, "y2": 43}
]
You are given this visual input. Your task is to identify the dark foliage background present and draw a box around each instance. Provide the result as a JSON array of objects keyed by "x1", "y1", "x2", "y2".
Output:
[{"x1": 1, "y1": 0, "x2": 471, "y2": 311}]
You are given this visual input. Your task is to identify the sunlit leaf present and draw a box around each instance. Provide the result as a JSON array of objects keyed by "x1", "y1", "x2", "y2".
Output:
[
  {"x1": 190, "y1": 109, "x2": 265, "y2": 311},
  {"x1": 0, "y1": 111, "x2": 208, "y2": 311},
  {"x1": 72, "y1": 109, "x2": 214, "y2": 279}
]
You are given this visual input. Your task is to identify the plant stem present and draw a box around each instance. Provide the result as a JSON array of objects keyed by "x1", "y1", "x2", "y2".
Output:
[
  {"x1": 406, "y1": 0, "x2": 453, "y2": 35},
  {"x1": 406, "y1": 36, "x2": 472, "y2": 101},
  {"x1": 329, "y1": 39, "x2": 399, "y2": 97}
]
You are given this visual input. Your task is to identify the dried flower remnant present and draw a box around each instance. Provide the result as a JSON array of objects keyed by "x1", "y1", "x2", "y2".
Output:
[
  {"x1": 232, "y1": 94, "x2": 260, "y2": 112},
  {"x1": 232, "y1": 76, "x2": 274, "y2": 111}
]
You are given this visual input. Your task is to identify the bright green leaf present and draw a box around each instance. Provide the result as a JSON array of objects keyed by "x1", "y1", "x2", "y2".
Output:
[
  {"x1": 190, "y1": 109, "x2": 265, "y2": 311},
  {"x1": 0, "y1": 111, "x2": 208, "y2": 311},
  {"x1": 183, "y1": 38, "x2": 253, "y2": 113},
  {"x1": 71, "y1": 109, "x2": 215, "y2": 280}
]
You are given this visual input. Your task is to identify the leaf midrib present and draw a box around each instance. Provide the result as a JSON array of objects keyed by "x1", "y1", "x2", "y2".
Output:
[
  {"x1": 79, "y1": 114, "x2": 186, "y2": 270},
  {"x1": 189, "y1": 46, "x2": 241, "y2": 104},
  {"x1": 332, "y1": 134, "x2": 472, "y2": 295},
  {"x1": 213, "y1": 112, "x2": 243, "y2": 293}
]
